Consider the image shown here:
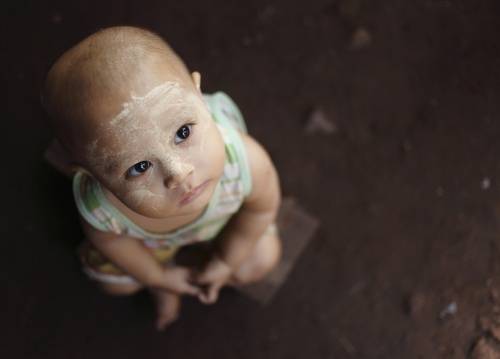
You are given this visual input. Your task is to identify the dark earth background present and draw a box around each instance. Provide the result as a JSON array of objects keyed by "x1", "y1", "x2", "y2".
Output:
[{"x1": 3, "y1": 0, "x2": 500, "y2": 358}]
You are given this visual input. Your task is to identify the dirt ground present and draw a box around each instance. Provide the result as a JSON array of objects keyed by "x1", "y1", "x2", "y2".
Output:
[{"x1": 4, "y1": 0, "x2": 500, "y2": 358}]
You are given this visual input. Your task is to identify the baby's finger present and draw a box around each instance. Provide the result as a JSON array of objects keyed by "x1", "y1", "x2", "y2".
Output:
[
  {"x1": 180, "y1": 282, "x2": 202, "y2": 296},
  {"x1": 195, "y1": 273, "x2": 212, "y2": 286},
  {"x1": 175, "y1": 266, "x2": 194, "y2": 279},
  {"x1": 197, "y1": 291, "x2": 211, "y2": 304},
  {"x1": 196, "y1": 283, "x2": 218, "y2": 305},
  {"x1": 206, "y1": 283, "x2": 221, "y2": 304}
]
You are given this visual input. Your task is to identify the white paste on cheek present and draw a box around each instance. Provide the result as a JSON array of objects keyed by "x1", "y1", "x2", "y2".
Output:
[
  {"x1": 123, "y1": 188, "x2": 161, "y2": 211},
  {"x1": 118, "y1": 167, "x2": 168, "y2": 212},
  {"x1": 194, "y1": 113, "x2": 213, "y2": 159},
  {"x1": 173, "y1": 95, "x2": 216, "y2": 169},
  {"x1": 189, "y1": 103, "x2": 226, "y2": 177}
]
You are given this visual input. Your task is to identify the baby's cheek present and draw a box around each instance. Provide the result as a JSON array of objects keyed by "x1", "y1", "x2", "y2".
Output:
[
  {"x1": 122, "y1": 187, "x2": 165, "y2": 213},
  {"x1": 193, "y1": 124, "x2": 225, "y2": 169},
  {"x1": 124, "y1": 188, "x2": 155, "y2": 204},
  {"x1": 194, "y1": 121, "x2": 212, "y2": 156}
]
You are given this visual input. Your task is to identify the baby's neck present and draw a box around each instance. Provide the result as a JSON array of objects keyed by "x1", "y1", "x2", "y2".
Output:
[{"x1": 102, "y1": 187, "x2": 206, "y2": 234}]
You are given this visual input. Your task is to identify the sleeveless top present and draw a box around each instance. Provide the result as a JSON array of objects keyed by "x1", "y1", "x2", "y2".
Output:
[{"x1": 72, "y1": 92, "x2": 252, "y2": 249}]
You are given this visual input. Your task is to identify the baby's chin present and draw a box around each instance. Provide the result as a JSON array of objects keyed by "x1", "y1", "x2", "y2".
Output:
[{"x1": 136, "y1": 202, "x2": 207, "y2": 219}]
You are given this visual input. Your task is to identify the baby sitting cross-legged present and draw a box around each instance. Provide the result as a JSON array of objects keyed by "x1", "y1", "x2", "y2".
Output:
[{"x1": 42, "y1": 26, "x2": 281, "y2": 330}]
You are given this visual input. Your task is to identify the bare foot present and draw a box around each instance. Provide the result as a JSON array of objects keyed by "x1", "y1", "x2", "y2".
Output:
[{"x1": 151, "y1": 290, "x2": 181, "y2": 331}]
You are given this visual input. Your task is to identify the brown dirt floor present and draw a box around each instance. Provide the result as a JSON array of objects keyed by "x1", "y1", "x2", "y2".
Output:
[{"x1": 3, "y1": 0, "x2": 500, "y2": 358}]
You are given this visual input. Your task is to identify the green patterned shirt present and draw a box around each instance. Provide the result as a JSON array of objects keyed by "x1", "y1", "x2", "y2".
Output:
[{"x1": 73, "y1": 92, "x2": 252, "y2": 249}]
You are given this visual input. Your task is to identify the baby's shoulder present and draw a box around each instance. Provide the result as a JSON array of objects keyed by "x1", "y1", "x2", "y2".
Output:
[
  {"x1": 204, "y1": 92, "x2": 247, "y2": 133},
  {"x1": 239, "y1": 133, "x2": 279, "y2": 202}
]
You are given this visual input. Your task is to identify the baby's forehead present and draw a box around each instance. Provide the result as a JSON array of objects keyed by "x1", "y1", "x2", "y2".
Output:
[
  {"x1": 102, "y1": 82, "x2": 200, "y2": 141},
  {"x1": 83, "y1": 80, "x2": 199, "y2": 136},
  {"x1": 117, "y1": 82, "x2": 195, "y2": 116},
  {"x1": 82, "y1": 82, "x2": 203, "y2": 170}
]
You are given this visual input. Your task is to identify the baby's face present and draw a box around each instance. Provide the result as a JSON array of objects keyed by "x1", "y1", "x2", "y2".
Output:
[{"x1": 83, "y1": 81, "x2": 225, "y2": 219}]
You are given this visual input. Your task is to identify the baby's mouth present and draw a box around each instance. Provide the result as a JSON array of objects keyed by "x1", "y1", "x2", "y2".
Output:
[{"x1": 178, "y1": 180, "x2": 210, "y2": 207}]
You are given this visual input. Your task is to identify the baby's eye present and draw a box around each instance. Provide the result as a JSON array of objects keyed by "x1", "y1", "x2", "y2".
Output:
[
  {"x1": 127, "y1": 160, "x2": 152, "y2": 177},
  {"x1": 174, "y1": 124, "x2": 192, "y2": 144}
]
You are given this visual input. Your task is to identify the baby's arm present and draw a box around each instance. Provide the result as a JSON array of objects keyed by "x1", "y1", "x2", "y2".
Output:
[
  {"x1": 81, "y1": 219, "x2": 201, "y2": 296},
  {"x1": 217, "y1": 133, "x2": 281, "y2": 267},
  {"x1": 197, "y1": 133, "x2": 281, "y2": 302}
]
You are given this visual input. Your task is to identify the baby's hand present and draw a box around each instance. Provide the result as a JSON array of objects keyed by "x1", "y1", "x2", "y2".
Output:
[
  {"x1": 195, "y1": 255, "x2": 233, "y2": 304},
  {"x1": 155, "y1": 266, "x2": 201, "y2": 296}
]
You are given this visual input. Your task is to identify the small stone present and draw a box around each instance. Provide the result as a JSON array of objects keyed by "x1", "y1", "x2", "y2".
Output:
[
  {"x1": 439, "y1": 301, "x2": 457, "y2": 319},
  {"x1": 470, "y1": 337, "x2": 500, "y2": 359},
  {"x1": 350, "y1": 27, "x2": 372, "y2": 49},
  {"x1": 436, "y1": 186, "x2": 444, "y2": 197},
  {"x1": 304, "y1": 108, "x2": 337, "y2": 135},
  {"x1": 482, "y1": 177, "x2": 491, "y2": 190}
]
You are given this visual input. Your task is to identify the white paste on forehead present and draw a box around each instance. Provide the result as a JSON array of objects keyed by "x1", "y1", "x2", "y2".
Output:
[
  {"x1": 86, "y1": 81, "x2": 199, "y2": 172},
  {"x1": 110, "y1": 81, "x2": 182, "y2": 126}
]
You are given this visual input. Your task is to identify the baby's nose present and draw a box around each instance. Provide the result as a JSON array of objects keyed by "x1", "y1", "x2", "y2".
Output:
[{"x1": 163, "y1": 161, "x2": 194, "y2": 190}]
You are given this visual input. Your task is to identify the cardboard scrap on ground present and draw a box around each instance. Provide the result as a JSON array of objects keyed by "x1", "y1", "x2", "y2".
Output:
[{"x1": 238, "y1": 197, "x2": 320, "y2": 305}]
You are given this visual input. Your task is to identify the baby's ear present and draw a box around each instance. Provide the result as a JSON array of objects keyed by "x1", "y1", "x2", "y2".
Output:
[
  {"x1": 191, "y1": 71, "x2": 201, "y2": 91},
  {"x1": 44, "y1": 138, "x2": 90, "y2": 179}
]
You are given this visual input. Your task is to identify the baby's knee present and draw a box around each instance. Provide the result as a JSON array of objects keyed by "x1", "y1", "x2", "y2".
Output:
[
  {"x1": 258, "y1": 234, "x2": 282, "y2": 275},
  {"x1": 233, "y1": 234, "x2": 282, "y2": 285},
  {"x1": 98, "y1": 282, "x2": 143, "y2": 296}
]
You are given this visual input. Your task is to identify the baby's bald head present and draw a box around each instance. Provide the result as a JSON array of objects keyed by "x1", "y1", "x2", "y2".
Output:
[{"x1": 42, "y1": 26, "x2": 197, "y2": 161}]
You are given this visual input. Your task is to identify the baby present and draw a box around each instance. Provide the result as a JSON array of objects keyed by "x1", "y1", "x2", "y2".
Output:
[{"x1": 42, "y1": 26, "x2": 281, "y2": 330}]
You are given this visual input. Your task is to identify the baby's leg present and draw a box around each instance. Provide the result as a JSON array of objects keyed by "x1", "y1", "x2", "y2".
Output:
[
  {"x1": 98, "y1": 282, "x2": 143, "y2": 296},
  {"x1": 81, "y1": 241, "x2": 182, "y2": 330},
  {"x1": 98, "y1": 282, "x2": 181, "y2": 330},
  {"x1": 230, "y1": 231, "x2": 282, "y2": 285},
  {"x1": 150, "y1": 289, "x2": 181, "y2": 330}
]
